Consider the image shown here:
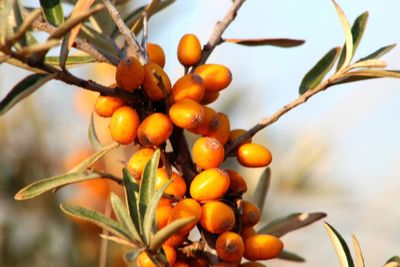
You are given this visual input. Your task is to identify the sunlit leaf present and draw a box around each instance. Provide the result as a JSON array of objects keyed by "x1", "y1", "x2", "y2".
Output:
[
  {"x1": 0, "y1": 73, "x2": 55, "y2": 115},
  {"x1": 299, "y1": 47, "x2": 341, "y2": 95},
  {"x1": 67, "y1": 0, "x2": 95, "y2": 49},
  {"x1": 88, "y1": 112, "x2": 103, "y2": 151},
  {"x1": 39, "y1": 0, "x2": 65, "y2": 26},
  {"x1": 122, "y1": 168, "x2": 141, "y2": 235},
  {"x1": 257, "y1": 212, "x2": 327, "y2": 237},
  {"x1": 359, "y1": 44, "x2": 396, "y2": 61},
  {"x1": 0, "y1": 0, "x2": 12, "y2": 44},
  {"x1": 385, "y1": 256, "x2": 400, "y2": 267},
  {"x1": 252, "y1": 167, "x2": 271, "y2": 212},
  {"x1": 18, "y1": 39, "x2": 60, "y2": 55},
  {"x1": 224, "y1": 38, "x2": 305, "y2": 47},
  {"x1": 9, "y1": 8, "x2": 42, "y2": 44},
  {"x1": 15, "y1": 172, "x2": 102, "y2": 200},
  {"x1": 278, "y1": 250, "x2": 305, "y2": 262},
  {"x1": 45, "y1": 55, "x2": 96, "y2": 66},
  {"x1": 342, "y1": 69, "x2": 400, "y2": 79},
  {"x1": 324, "y1": 222, "x2": 354, "y2": 267},
  {"x1": 352, "y1": 235, "x2": 365, "y2": 267},
  {"x1": 347, "y1": 59, "x2": 387, "y2": 70}
]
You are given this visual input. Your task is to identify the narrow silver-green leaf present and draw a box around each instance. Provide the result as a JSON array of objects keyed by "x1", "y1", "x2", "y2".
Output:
[
  {"x1": 252, "y1": 167, "x2": 271, "y2": 212},
  {"x1": 124, "y1": 249, "x2": 142, "y2": 262},
  {"x1": 45, "y1": 55, "x2": 96, "y2": 66},
  {"x1": 100, "y1": 234, "x2": 137, "y2": 248},
  {"x1": 257, "y1": 212, "x2": 327, "y2": 237},
  {"x1": 299, "y1": 47, "x2": 341, "y2": 95},
  {"x1": 69, "y1": 142, "x2": 118, "y2": 173},
  {"x1": 8, "y1": 0, "x2": 27, "y2": 47},
  {"x1": 39, "y1": 0, "x2": 65, "y2": 26},
  {"x1": 122, "y1": 168, "x2": 141, "y2": 235},
  {"x1": 359, "y1": 44, "x2": 396, "y2": 61},
  {"x1": 347, "y1": 59, "x2": 387, "y2": 70},
  {"x1": 15, "y1": 172, "x2": 102, "y2": 200},
  {"x1": 352, "y1": 235, "x2": 365, "y2": 267},
  {"x1": 224, "y1": 38, "x2": 305, "y2": 47},
  {"x1": 149, "y1": 216, "x2": 196, "y2": 251},
  {"x1": 0, "y1": 73, "x2": 55, "y2": 115},
  {"x1": 278, "y1": 250, "x2": 305, "y2": 262},
  {"x1": 60, "y1": 203, "x2": 130, "y2": 240},
  {"x1": 324, "y1": 222, "x2": 354, "y2": 267},
  {"x1": 342, "y1": 69, "x2": 400, "y2": 79},
  {"x1": 88, "y1": 112, "x2": 103, "y2": 151}
]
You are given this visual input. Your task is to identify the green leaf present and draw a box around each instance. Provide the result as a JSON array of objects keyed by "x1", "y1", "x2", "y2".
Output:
[
  {"x1": 252, "y1": 167, "x2": 271, "y2": 212},
  {"x1": 299, "y1": 47, "x2": 341, "y2": 95},
  {"x1": 385, "y1": 256, "x2": 400, "y2": 267},
  {"x1": 352, "y1": 235, "x2": 365, "y2": 267},
  {"x1": 60, "y1": 203, "x2": 130, "y2": 240},
  {"x1": 337, "y1": 12, "x2": 369, "y2": 70},
  {"x1": 122, "y1": 168, "x2": 141, "y2": 236},
  {"x1": 277, "y1": 250, "x2": 305, "y2": 262},
  {"x1": 341, "y1": 69, "x2": 400, "y2": 79},
  {"x1": 359, "y1": 44, "x2": 396, "y2": 61},
  {"x1": 69, "y1": 142, "x2": 118, "y2": 173},
  {"x1": 15, "y1": 172, "x2": 102, "y2": 200},
  {"x1": 100, "y1": 234, "x2": 137, "y2": 248},
  {"x1": 257, "y1": 212, "x2": 327, "y2": 237},
  {"x1": 110, "y1": 193, "x2": 143, "y2": 245},
  {"x1": 45, "y1": 55, "x2": 96, "y2": 66},
  {"x1": 332, "y1": 0, "x2": 353, "y2": 71},
  {"x1": 324, "y1": 222, "x2": 354, "y2": 267},
  {"x1": 347, "y1": 59, "x2": 387, "y2": 70},
  {"x1": 39, "y1": 0, "x2": 65, "y2": 26},
  {"x1": 149, "y1": 216, "x2": 196, "y2": 251},
  {"x1": 224, "y1": 38, "x2": 305, "y2": 47},
  {"x1": 0, "y1": 73, "x2": 55, "y2": 115},
  {"x1": 88, "y1": 112, "x2": 103, "y2": 151}
]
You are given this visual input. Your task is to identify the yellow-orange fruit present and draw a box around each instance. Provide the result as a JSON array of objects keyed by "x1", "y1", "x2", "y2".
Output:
[
  {"x1": 225, "y1": 169, "x2": 247, "y2": 195},
  {"x1": 200, "y1": 91, "x2": 220, "y2": 105},
  {"x1": 94, "y1": 94, "x2": 126, "y2": 118},
  {"x1": 127, "y1": 148, "x2": 155, "y2": 180},
  {"x1": 239, "y1": 262, "x2": 266, "y2": 267},
  {"x1": 142, "y1": 62, "x2": 172, "y2": 101},
  {"x1": 244, "y1": 234, "x2": 284, "y2": 261},
  {"x1": 169, "y1": 99, "x2": 204, "y2": 129},
  {"x1": 190, "y1": 168, "x2": 230, "y2": 201},
  {"x1": 192, "y1": 137, "x2": 225, "y2": 169},
  {"x1": 165, "y1": 233, "x2": 188, "y2": 247},
  {"x1": 137, "y1": 113, "x2": 173, "y2": 146},
  {"x1": 228, "y1": 129, "x2": 252, "y2": 146},
  {"x1": 190, "y1": 106, "x2": 219, "y2": 135},
  {"x1": 200, "y1": 201, "x2": 235, "y2": 234},
  {"x1": 216, "y1": 232, "x2": 245, "y2": 263},
  {"x1": 207, "y1": 112, "x2": 230, "y2": 145},
  {"x1": 177, "y1": 33, "x2": 202, "y2": 67},
  {"x1": 241, "y1": 201, "x2": 261, "y2": 227},
  {"x1": 194, "y1": 64, "x2": 232, "y2": 92},
  {"x1": 156, "y1": 168, "x2": 187, "y2": 198},
  {"x1": 147, "y1": 42, "x2": 165, "y2": 68},
  {"x1": 116, "y1": 57, "x2": 145, "y2": 92},
  {"x1": 156, "y1": 200, "x2": 173, "y2": 230},
  {"x1": 237, "y1": 143, "x2": 272, "y2": 167},
  {"x1": 109, "y1": 106, "x2": 140, "y2": 145},
  {"x1": 168, "y1": 198, "x2": 202, "y2": 235},
  {"x1": 137, "y1": 245, "x2": 176, "y2": 267},
  {"x1": 240, "y1": 227, "x2": 256, "y2": 240},
  {"x1": 171, "y1": 73, "x2": 205, "y2": 103}
]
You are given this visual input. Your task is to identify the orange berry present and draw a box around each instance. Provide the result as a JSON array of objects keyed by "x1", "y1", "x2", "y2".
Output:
[
  {"x1": 200, "y1": 201, "x2": 235, "y2": 234},
  {"x1": 207, "y1": 112, "x2": 230, "y2": 145},
  {"x1": 228, "y1": 129, "x2": 252, "y2": 147},
  {"x1": 142, "y1": 62, "x2": 172, "y2": 101},
  {"x1": 237, "y1": 143, "x2": 272, "y2": 167},
  {"x1": 192, "y1": 137, "x2": 225, "y2": 169},
  {"x1": 241, "y1": 201, "x2": 261, "y2": 227},
  {"x1": 190, "y1": 106, "x2": 219, "y2": 135},
  {"x1": 109, "y1": 106, "x2": 140, "y2": 145},
  {"x1": 127, "y1": 148, "x2": 155, "y2": 180},
  {"x1": 115, "y1": 57, "x2": 145, "y2": 92},
  {"x1": 156, "y1": 168, "x2": 187, "y2": 198},
  {"x1": 177, "y1": 33, "x2": 202, "y2": 67},
  {"x1": 169, "y1": 99, "x2": 204, "y2": 129},
  {"x1": 163, "y1": 245, "x2": 177, "y2": 265},
  {"x1": 171, "y1": 73, "x2": 205, "y2": 103},
  {"x1": 216, "y1": 232, "x2": 245, "y2": 263},
  {"x1": 137, "y1": 245, "x2": 176, "y2": 267},
  {"x1": 168, "y1": 198, "x2": 202, "y2": 235},
  {"x1": 147, "y1": 42, "x2": 166, "y2": 68},
  {"x1": 225, "y1": 169, "x2": 247, "y2": 195},
  {"x1": 200, "y1": 91, "x2": 220, "y2": 105},
  {"x1": 244, "y1": 234, "x2": 283, "y2": 261},
  {"x1": 94, "y1": 87, "x2": 126, "y2": 118},
  {"x1": 240, "y1": 226, "x2": 256, "y2": 240},
  {"x1": 137, "y1": 113, "x2": 173, "y2": 146},
  {"x1": 156, "y1": 200, "x2": 173, "y2": 230},
  {"x1": 194, "y1": 64, "x2": 232, "y2": 92},
  {"x1": 165, "y1": 233, "x2": 188, "y2": 247},
  {"x1": 190, "y1": 168, "x2": 230, "y2": 201}
]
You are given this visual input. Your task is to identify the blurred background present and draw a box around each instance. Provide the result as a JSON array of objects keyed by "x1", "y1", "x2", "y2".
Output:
[{"x1": 1, "y1": 0, "x2": 400, "y2": 266}]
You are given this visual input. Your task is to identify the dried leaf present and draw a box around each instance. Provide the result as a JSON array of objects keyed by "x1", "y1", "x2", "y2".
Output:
[
  {"x1": 252, "y1": 168, "x2": 271, "y2": 212},
  {"x1": 224, "y1": 38, "x2": 305, "y2": 47},
  {"x1": 324, "y1": 222, "x2": 354, "y2": 267},
  {"x1": 39, "y1": 0, "x2": 65, "y2": 26}
]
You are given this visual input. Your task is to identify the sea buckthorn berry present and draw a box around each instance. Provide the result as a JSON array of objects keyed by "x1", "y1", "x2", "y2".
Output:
[
  {"x1": 147, "y1": 42, "x2": 166, "y2": 68},
  {"x1": 194, "y1": 64, "x2": 232, "y2": 92},
  {"x1": 168, "y1": 198, "x2": 202, "y2": 235},
  {"x1": 229, "y1": 129, "x2": 252, "y2": 147},
  {"x1": 200, "y1": 201, "x2": 235, "y2": 234},
  {"x1": 156, "y1": 168, "x2": 187, "y2": 198},
  {"x1": 109, "y1": 106, "x2": 140, "y2": 145},
  {"x1": 225, "y1": 169, "x2": 247, "y2": 195},
  {"x1": 165, "y1": 233, "x2": 188, "y2": 248},
  {"x1": 156, "y1": 200, "x2": 173, "y2": 230},
  {"x1": 137, "y1": 245, "x2": 176, "y2": 267},
  {"x1": 216, "y1": 231, "x2": 245, "y2": 263},
  {"x1": 240, "y1": 226, "x2": 256, "y2": 240},
  {"x1": 169, "y1": 99, "x2": 204, "y2": 129},
  {"x1": 237, "y1": 143, "x2": 272, "y2": 167},
  {"x1": 94, "y1": 95, "x2": 126, "y2": 118},
  {"x1": 115, "y1": 57, "x2": 145, "y2": 92},
  {"x1": 128, "y1": 148, "x2": 155, "y2": 180},
  {"x1": 244, "y1": 234, "x2": 284, "y2": 261},
  {"x1": 177, "y1": 33, "x2": 202, "y2": 67},
  {"x1": 171, "y1": 73, "x2": 205, "y2": 103},
  {"x1": 207, "y1": 112, "x2": 230, "y2": 145},
  {"x1": 190, "y1": 168, "x2": 230, "y2": 201},
  {"x1": 142, "y1": 62, "x2": 172, "y2": 101},
  {"x1": 241, "y1": 201, "x2": 261, "y2": 227},
  {"x1": 190, "y1": 106, "x2": 219, "y2": 136},
  {"x1": 200, "y1": 91, "x2": 220, "y2": 105},
  {"x1": 137, "y1": 113, "x2": 173, "y2": 146},
  {"x1": 192, "y1": 137, "x2": 225, "y2": 169}
]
